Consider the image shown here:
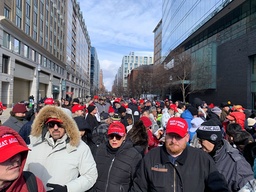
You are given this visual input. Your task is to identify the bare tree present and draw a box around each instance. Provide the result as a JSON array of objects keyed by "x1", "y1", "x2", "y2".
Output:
[
  {"x1": 151, "y1": 64, "x2": 170, "y2": 99},
  {"x1": 167, "y1": 49, "x2": 214, "y2": 102}
]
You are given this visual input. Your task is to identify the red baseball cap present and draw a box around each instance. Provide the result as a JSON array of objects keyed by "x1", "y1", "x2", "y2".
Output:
[
  {"x1": 140, "y1": 116, "x2": 152, "y2": 128},
  {"x1": 71, "y1": 104, "x2": 85, "y2": 113},
  {"x1": 169, "y1": 104, "x2": 178, "y2": 112},
  {"x1": 0, "y1": 134, "x2": 29, "y2": 163},
  {"x1": 108, "y1": 122, "x2": 126, "y2": 136},
  {"x1": 45, "y1": 118, "x2": 63, "y2": 124},
  {"x1": 44, "y1": 98, "x2": 54, "y2": 105},
  {"x1": 93, "y1": 95, "x2": 99, "y2": 100},
  {"x1": 166, "y1": 117, "x2": 188, "y2": 137}
]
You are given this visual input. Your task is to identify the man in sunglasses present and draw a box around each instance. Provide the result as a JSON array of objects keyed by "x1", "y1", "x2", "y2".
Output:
[
  {"x1": 91, "y1": 121, "x2": 143, "y2": 192},
  {"x1": 130, "y1": 117, "x2": 229, "y2": 192},
  {"x1": 24, "y1": 105, "x2": 97, "y2": 192}
]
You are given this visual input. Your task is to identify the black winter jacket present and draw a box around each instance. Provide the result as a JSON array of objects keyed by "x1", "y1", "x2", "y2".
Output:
[
  {"x1": 130, "y1": 145, "x2": 229, "y2": 192},
  {"x1": 92, "y1": 139, "x2": 142, "y2": 192}
]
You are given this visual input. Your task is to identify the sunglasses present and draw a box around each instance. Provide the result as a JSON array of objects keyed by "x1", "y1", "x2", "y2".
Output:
[
  {"x1": 47, "y1": 121, "x2": 63, "y2": 128},
  {"x1": 108, "y1": 134, "x2": 122, "y2": 140}
]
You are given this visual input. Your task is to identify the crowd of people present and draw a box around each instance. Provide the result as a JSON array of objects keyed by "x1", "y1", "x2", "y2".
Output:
[{"x1": 0, "y1": 95, "x2": 256, "y2": 192}]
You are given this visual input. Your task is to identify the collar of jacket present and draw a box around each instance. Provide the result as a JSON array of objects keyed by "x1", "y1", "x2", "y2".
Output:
[
  {"x1": 160, "y1": 145, "x2": 188, "y2": 165},
  {"x1": 214, "y1": 139, "x2": 240, "y2": 162},
  {"x1": 30, "y1": 133, "x2": 77, "y2": 153}
]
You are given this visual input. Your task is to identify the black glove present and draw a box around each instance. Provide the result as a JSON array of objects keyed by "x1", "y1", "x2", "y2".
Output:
[{"x1": 46, "y1": 183, "x2": 67, "y2": 192}]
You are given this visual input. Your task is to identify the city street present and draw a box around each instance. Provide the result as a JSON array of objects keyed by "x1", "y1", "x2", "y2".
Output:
[{"x1": 1, "y1": 108, "x2": 12, "y2": 124}]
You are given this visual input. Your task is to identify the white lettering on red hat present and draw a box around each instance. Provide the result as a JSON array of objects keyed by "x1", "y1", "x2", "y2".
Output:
[
  {"x1": 0, "y1": 140, "x2": 8, "y2": 148},
  {"x1": 9, "y1": 137, "x2": 18, "y2": 144},
  {"x1": 169, "y1": 120, "x2": 185, "y2": 128},
  {"x1": 0, "y1": 135, "x2": 18, "y2": 148}
]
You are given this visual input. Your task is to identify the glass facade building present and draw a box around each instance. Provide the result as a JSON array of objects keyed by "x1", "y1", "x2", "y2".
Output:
[
  {"x1": 161, "y1": 0, "x2": 256, "y2": 108},
  {"x1": 161, "y1": 0, "x2": 232, "y2": 59}
]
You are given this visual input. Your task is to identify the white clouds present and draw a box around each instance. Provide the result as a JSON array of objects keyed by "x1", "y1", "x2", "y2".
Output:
[{"x1": 79, "y1": 0, "x2": 162, "y2": 91}]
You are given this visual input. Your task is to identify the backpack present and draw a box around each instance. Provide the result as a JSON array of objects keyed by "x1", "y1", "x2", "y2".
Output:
[
  {"x1": 92, "y1": 123, "x2": 109, "y2": 147},
  {"x1": 23, "y1": 171, "x2": 38, "y2": 192}
]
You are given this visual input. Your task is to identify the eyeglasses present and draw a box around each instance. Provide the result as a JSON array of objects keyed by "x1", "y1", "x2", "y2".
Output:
[
  {"x1": 108, "y1": 134, "x2": 122, "y2": 140},
  {"x1": 47, "y1": 122, "x2": 63, "y2": 128}
]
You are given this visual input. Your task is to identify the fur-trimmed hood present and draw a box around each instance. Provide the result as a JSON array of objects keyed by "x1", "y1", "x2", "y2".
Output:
[{"x1": 31, "y1": 105, "x2": 80, "y2": 147}]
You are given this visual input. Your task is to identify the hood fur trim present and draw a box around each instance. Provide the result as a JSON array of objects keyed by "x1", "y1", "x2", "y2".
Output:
[{"x1": 31, "y1": 106, "x2": 80, "y2": 147}]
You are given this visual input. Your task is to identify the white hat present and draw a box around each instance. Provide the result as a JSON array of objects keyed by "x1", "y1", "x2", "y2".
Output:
[
  {"x1": 190, "y1": 117, "x2": 204, "y2": 132},
  {"x1": 247, "y1": 118, "x2": 256, "y2": 127}
]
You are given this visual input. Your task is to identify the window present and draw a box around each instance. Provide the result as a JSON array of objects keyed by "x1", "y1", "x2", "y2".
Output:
[
  {"x1": 39, "y1": 36, "x2": 43, "y2": 45},
  {"x1": 25, "y1": 23, "x2": 30, "y2": 35},
  {"x1": 33, "y1": 12, "x2": 37, "y2": 25},
  {"x1": 25, "y1": 3, "x2": 30, "y2": 18},
  {"x1": 47, "y1": 59, "x2": 50, "y2": 68},
  {"x1": 15, "y1": 15, "x2": 21, "y2": 28},
  {"x1": 3, "y1": 32, "x2": 11, "y2": 49},
  {"x1": 34, "y1": 0, "x2": 38, "y2": 8},
  {"x1": 2, "y1": 55, "x2": 9, "y2": 74},
  {"x1": 33, "y1": 30, "x2": 37, "y2": 40},
  {"x1": 47, "y1": 60, "x2": 51, "y2": 69},
  {"x1": 44, "y1": 41, "x2": 48, "y2": 49},
  {"x1": 16, "y1": 0, "x2": 22, "y2": 10},
  {"x1": 14, "y1": 39, "x2": 20, "y2": 54},
  {"x1": 4, "y1": 7, "x2": 10, "y2": 19},
  {"x1": 38, "y1": 53, "x2": 42, "y2": 64},
  {"x1": 31, "y1": 49, "x2": 36, "y2": 61},
  {"x1": 24, "y1": 44, "x2": 29, "y2": 58},
  {"x1": 40, "y1": 2, "x2": 44, "y2": 15},
  {"x1": 43, "y1": 57, "x2": 47, "y2": 67}
]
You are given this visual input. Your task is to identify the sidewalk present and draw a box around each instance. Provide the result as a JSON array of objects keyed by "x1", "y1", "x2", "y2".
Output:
[{"x1": 1, "y1": 108, "x2": 12, "y2": 124}]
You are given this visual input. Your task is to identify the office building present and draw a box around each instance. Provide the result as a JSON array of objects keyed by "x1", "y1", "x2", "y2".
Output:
[
  {"x1": 161, "y1": 0, "x2": 256, "y2": 108},
  {"x1": 0, "y1": 0, "x2": 91, "y2": 106},
  {"x1": 121, "y1": 51, "x2": 153, "y2": 88}
]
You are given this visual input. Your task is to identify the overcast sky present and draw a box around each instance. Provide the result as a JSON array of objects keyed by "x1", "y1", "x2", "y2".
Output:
[{"x1": 79, "y1": 0, "x2": 162, "y2": 91}]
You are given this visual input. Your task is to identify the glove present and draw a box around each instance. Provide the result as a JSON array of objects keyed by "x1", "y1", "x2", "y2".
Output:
[{"x1": 46, "y1": 183, "x2": 67, "y2": 192}]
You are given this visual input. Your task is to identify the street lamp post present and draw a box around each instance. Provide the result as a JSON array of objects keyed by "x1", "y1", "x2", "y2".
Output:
[{"x1": 37, "y1": 65, "x2": 41, "y2": 109}]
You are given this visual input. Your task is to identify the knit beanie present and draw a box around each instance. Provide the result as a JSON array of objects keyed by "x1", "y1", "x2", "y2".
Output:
[
  {"x1": 12, "y1": 103, "x2": 27, "y2": 113},
  {"x1": 87, "y1": 105, "x2": 96, "y2": 114},
  {"x1": 211, "y1": 106, "x2": 222, "y2": 116},
  {"x1": 187, "y1": 106, "x2": 198, "y2": 116},
  {"x1": 196, "y1": 119, "x2": 222, "y2": 144}
]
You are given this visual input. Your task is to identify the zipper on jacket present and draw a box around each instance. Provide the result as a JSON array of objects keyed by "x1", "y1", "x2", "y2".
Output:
[
  {"x1": 105, "y1": 157, "x2": 115, "y2": 192},
  {"x1": 174, "y1": 163, "x2": 177, "y2": 192}
]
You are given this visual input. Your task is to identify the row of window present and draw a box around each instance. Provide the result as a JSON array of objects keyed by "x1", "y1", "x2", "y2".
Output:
[
  {"x1": 2, "y1": 31, "x2": 64, "y2": 76},
  {"x1": 4, "y1": 0, "x2": 65, "y2": 61},
  {"x1": 123, "y1": 56, "x2": 153, "y2": 64}
]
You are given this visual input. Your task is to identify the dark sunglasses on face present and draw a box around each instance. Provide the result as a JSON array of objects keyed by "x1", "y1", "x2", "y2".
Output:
[
  {"x1": 47, "y1": 121, "x2": 63, "y2": 128},
  {"x1": 108, "y1": 134, "x2": 122, "y2": 140}
]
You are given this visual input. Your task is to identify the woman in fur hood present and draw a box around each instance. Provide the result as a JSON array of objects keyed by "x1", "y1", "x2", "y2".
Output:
[{"x1": 24, "y1": 105, "x2": 98, "y2": 192}]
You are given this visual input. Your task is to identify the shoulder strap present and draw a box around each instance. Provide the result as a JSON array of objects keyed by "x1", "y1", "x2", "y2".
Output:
[{"x1": 23, "y1": 171, "x2": 38, "y2": 192}]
